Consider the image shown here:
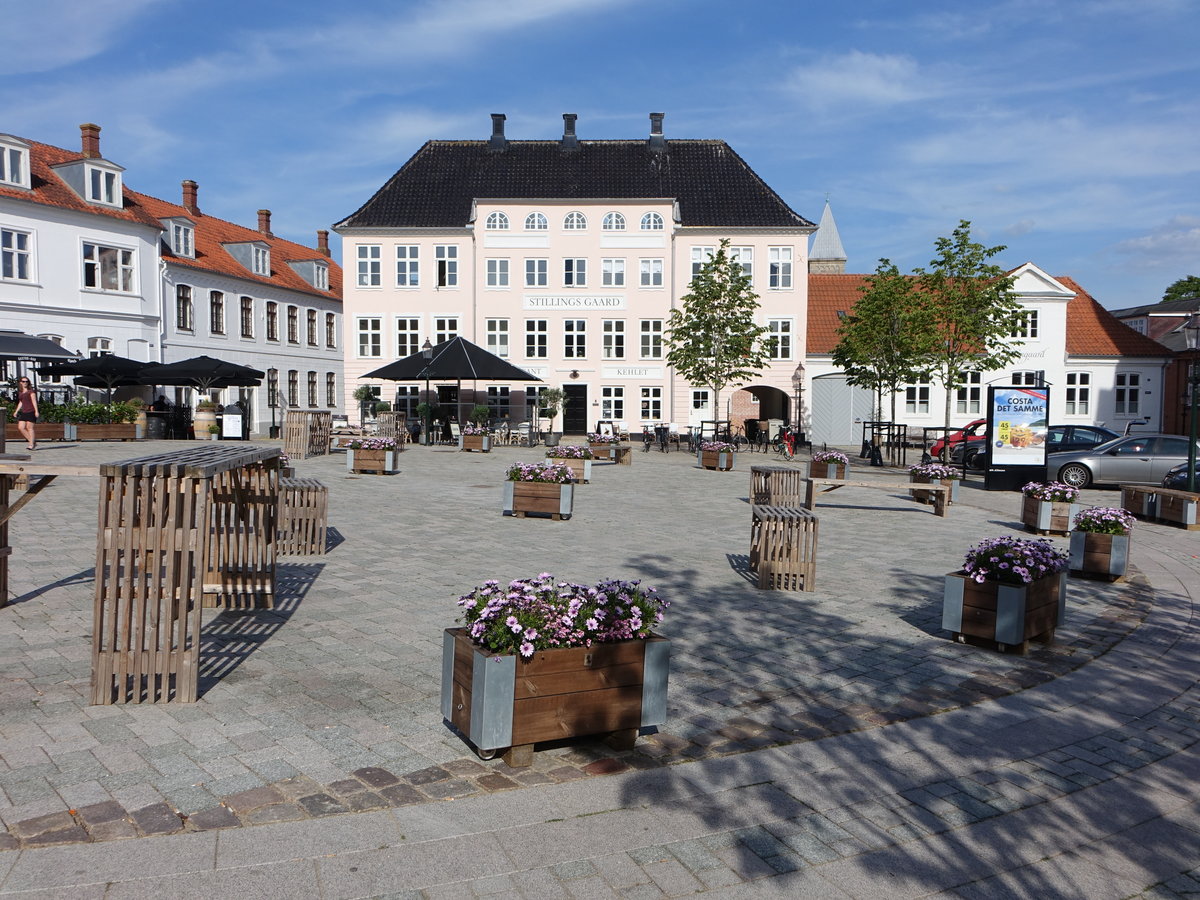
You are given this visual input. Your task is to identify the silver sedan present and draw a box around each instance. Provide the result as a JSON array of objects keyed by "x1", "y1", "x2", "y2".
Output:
[{"x1": 1049, "y1": 433, "x2": 1200, "y2": 489}]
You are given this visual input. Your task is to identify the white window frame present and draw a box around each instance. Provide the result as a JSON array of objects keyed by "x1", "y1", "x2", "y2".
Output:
[
  {"x1": 210, "y1": 291, "x2": 225, "y2": 335},
  {"x1": 602, "y1": 320, "x2": 625, "y2": 359},
  {"x1": 172, "y1": 223, "x2": 194, "y2": 258},
  {"x1": 1065, "y1": 372, "x2": 1090, "y2": 416},
  {"x1": 266, "y1": 300, "x2": 279, "y2": 341},
  {"x1": 486, "y1": 318, "x2": 509, "y2": 358},
  {"x1": 240, "y1": 296, "x2": 255, "y2": 338},
  {"x1": 252, "y1": 245, "x2": 270, "y2": 276},
  {"x1": 395, "y1": 317, "x2": 420, "y2": 359},
  {"x1": 307, "y1": 371, "x2": 318, "y2": 408},
  {"x1": 87, "y1": 165, "x2": 120, "y2": 206},
  {"x1": 357, "y1": 244, "x2": 381, "y2": 287},
  {"x1": 640, "y1": 319, "x2": 663, "y2": 359},
  {"x1": 602, "y1": 258, "x2": 625, "y2": 287},
  {"x1": 1, "y1": 227, "x2": 32, "y2": 282},
  {"x1": 956, "y1": 371, "x2": 982, "y2": 415},
  {"x1": 905, "y1": 379, "x2": 931, "y2": 415},
  {"x1": 82, "y1": 241, "x2": 135, "y2": 293},
  {"x1": 435, "y1": 245, "x2": 458, "y2": 287},
  {"x1": 357, "y1": 317, "x2": 382, "y2": 358},
  {"x1": 1011, "y1": 309, "x2": 1039, "y2": 339},
  {"x1": 526, "y1": 319, "x2": 548, "y2": 358},
  {"x1": 396, "y1": 245, "x2": 419, "y2": 287},
  {"x1": 175, "y1": 284, "x2": 193, "y2": 331},
  {"x1": 730, "y1": 246, "x2": 753, "y2": 280},
  {"x1": 602, "y1": 386, "x2": 624, "y2": 420},
  {"x1": 1115, "y1": 372, "x2": 1141, "y2": 416},
  {"x1": 691, "y1": 246, "x2": 714, "y2": 279},
  {"x1": 0, "y1": 142, "x2": 30, "y2": 189},
  {"x1": 287, "y1": 304, "x2": 299, "y2": 344},
  {"x1": 639, "y1": 258, "x2": 663, "y2": 288},
  {"x1": 602, "y1": 212, "x2": 626, "y2": 231},
  {"x1": 486, "y1": 258, "x2": 510, "y2": 287},
  {"x1": 87, "y1": 337, "x2": 112, "y2": 357},
  {"x1": 640, "y1": 212, "x2": 664, "y2": 231},
  {"x1": 1012, "y1": 371, "x2": 1043, "y2": 386},
  {"x1": 435, "y1": 316, "x2": 459, "y2": 343},
  {"x1": 525, "y1": 212, "x2": 548, "y2": 230},
  {"x1": 640, "y1": 386, "x2": 662, "y2": 421},
  {"x1": 525, "y1": 258, "x2": 548, "y2": 287},
  {"x1": 307, "y1": 309, "x2": 318, "y2": 347},
  {"x1": 564, "y1": 319, "x2": 586, "y2": 358},
  {"x1": 487, "y1": 385, "x2": 511, "y2": 418},
  {"x1": 314, "y1": 264, "x2": 329, "y2": 291},
  {"x1": 327, "y1": 373, "x2": 338, "y2": 408},
  {"x1": 564, "y1": 258, "x2": 587, "y2": 287},
  {"x1": 767, "y1": 318, "x2": 792, "y2": 360},
  {"x1": 485, "y1": 211, "x2": 509, "y2": 230},
  {"x1": 326, "y1": 312, "x2": 337, "y2": 349},
  {"x1": 768, "y1": 246, "x2": 793, "y2": 289},
  {"x1": 563, "y1": 211, "x2": 587, "y2": 230}
]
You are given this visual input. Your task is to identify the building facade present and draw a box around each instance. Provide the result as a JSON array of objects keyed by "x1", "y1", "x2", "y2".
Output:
[
  {"x1": 0, "y1": 124, "x2": 343, "y2": 435},
  {"x1": 334, "y1": 113, "x2": 814, "y2": 434}
]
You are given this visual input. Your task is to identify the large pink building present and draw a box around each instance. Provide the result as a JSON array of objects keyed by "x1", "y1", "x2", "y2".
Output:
[{"x1": 334, "y1": 113, "x2": 814, "y2": 435}]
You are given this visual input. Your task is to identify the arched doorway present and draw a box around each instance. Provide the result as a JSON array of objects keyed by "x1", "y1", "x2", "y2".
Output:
[{"x1": 730, "y1": 385, "x2": 790, "y2": 439}]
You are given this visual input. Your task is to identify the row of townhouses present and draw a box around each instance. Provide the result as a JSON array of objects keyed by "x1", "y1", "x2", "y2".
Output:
[
  {"x1": 1, "y1": 124, "x2": 343, "y2": 435},
  {"x1": 4, "y1": 116, "x2": 1189, "y2": 442}
]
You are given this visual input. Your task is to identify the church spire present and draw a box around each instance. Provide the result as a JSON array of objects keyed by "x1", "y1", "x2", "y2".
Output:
[{"x1": 809, "y1": 199, "x2": 846, "y2": 274}]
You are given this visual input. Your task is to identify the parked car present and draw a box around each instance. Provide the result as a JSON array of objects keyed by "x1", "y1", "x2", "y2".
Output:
[
  {"x1": 1162, "y1": 460, "x2": 1200, "y2": 490},
  {"x1": 1049, "y1": 434, "x2": 1200, "y2": 488},
  {"x1": 951, "y1": 423, "x2": 1120, "y2": 469},
  {"x1": 929, "y1": 419, "x2": 986, "y2": 459}
]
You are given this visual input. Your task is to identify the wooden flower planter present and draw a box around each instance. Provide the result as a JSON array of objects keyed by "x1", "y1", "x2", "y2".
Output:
[
  {"x1": 698, "y1": 450, "x2": 735, "y2": 471},
  {"x1": 503, "y1": 481, "x2": 574, "y2": 520},
  {"x1": 588, "y1": 443, "x2": 618, "y2": 461},
  {"x1": 459, "y1": 434, "x2": 491, "y2": 453},
  {"x1": 911, "y1": 474, "x2": 959, "y2": 505},
  {"x1": 5, "y1": 423, "x2": 67, "y2": 442},
  {"x1": 73, "y1": 423, "x2": 143, "y2": 441},
  {"x1": 441, "y1": 627, "x2": 670, "y2": 766},
  {"x1": 547, "y1": 456, "x2": 591, "y2": 483},
  {"x1": 346, "y1": 448, "x2": 399, "y2": 475},
  {"x1": 943, "y1": 570, "x2": 1067, "y2": 654},
  {"x1": 1069, "y1": 532, "x2": 1129, "y2": 581},
  {"x1": 1021, "y1": 496, "x2": 1080, "y2": 535},
  {"x1": 810, "y1": 461, "x2": 846, "y2": 479}
]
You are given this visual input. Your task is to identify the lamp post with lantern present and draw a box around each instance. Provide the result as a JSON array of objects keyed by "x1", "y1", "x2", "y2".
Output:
[
  {"x1": 419, "y1": 338, "x2": 434, "y2": 446},
  {"x1": 1184, "y1": 313, "x2": 1200, "y2": 493}
]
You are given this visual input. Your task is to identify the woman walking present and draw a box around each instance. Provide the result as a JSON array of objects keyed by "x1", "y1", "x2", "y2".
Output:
[{"x1": 14, "y1": 376, "x2": 38, "y2": 450}]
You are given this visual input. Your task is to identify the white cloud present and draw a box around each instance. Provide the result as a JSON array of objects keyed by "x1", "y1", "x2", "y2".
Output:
[
  {"x1": 1111, "y1": 216, "x2": 1200, "y2": 269},
  {"x1": 784, "y1": 51, "x2": 932, "y2": 111},
  {"x1": 0, "y1": 0, "x2": 162, "y2": 75}
]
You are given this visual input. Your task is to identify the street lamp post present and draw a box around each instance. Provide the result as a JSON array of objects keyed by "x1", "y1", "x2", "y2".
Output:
[
  {"x1": 420, "y1": 338, "x2": 433, "y2": 446},
  {"x1": 1185, "y1": 314, "x2": 1200, "y2": 494}
]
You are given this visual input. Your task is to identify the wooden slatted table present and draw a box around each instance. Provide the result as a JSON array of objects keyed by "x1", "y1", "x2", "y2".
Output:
[
  {"x1": 803, "y1": 477, "x2": 951, "y2": 517},
  {"x1": 283, "y1": 410, "x2": 333, "y2": 460},
  {"x1": 750, "y1": 465, "x2": 809, "y2": 506},
  {"x1": 749, "y1": 504, "x2": 819, "y2": 591},
  {"x1": 278, "y1": 477, "x2": 328, "y2": 555}
]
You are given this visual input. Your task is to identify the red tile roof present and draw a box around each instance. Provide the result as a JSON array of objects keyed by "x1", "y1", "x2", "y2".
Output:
[
  {"x1": 1, "y1": 134, "x2": 340, "y2": 303},
  {"x1": 807, "y1": 273, "x2": 1167, "y2": 358}
]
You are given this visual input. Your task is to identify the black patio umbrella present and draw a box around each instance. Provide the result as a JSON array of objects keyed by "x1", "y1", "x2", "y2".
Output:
[
  {"x1": 137, "y1": 355, "x2": 264, "y2": 392},
  {"x1": 364, "y1": 336, "x2": 541, "y2": 431},
  {"x1": 36, "y1": 355, "x2": 147, "y2": 402},
  {"x1": 0, "y1": 330, "x2": 79, "y2": 363}
]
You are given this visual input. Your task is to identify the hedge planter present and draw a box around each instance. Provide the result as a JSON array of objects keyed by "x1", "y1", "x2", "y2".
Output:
[
  {"x1": 1021, "y1": 496, "x2": 1080, "y2": 535},
  {"x1": 347, "y1": 448, "x2": 399, "y2": 475},
  {"x1": 943, "y1": 569, "x2": 1067, "y2": 653},
  {"x1": 698, "y1": 450, "x2": 735, "y2": 471},
  {"x1": 810, "y1": 461, "x2": 847, "y2": 479},
  {"x1": 459, "y1": 434, "x2": 492, "y2": 453},
  {"x1": 72, "y1": 423, "x2": 143, "y2": 441},
  {"x1": 1069, "y1": 532, "x2": 1130, "y2": 581},
  {"x1": 503, "y1": 481, "x2": 574, "y2": 520},
  {"x1": 441, "y1": 627, "x2": 669, "y2": 766},
  {"x1": 547, "y1": 456, "x2": 592, "y2": 483},
  {"x1": 911, "y1": 474, "x2": 959, "y2": 505}
]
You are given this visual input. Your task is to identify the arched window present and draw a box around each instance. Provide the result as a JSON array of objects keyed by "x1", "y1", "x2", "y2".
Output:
[
  {"x1": 640, "y1": 212, "x2": 664, "y2": 231},
  {"x1": 525, "y1": 212, "x2": 548, "y2": 230},
  {"x1": 602, "y1": 212, "x2": 626, "y2": 231},
  {"x1": 563, "y1": 211, "x2": 587, "y2": 230},
  {"x1": 485, "y1": 211, "x2": 509, "y2": 230}
]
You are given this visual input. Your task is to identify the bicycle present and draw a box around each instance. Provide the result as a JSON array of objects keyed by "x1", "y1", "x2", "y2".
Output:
[{"x1": 772, "y1": 426, "x2": 798, "y2": 460}]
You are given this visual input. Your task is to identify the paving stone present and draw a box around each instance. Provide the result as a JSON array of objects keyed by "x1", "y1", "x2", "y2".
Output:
[
  {"x1": 352, "y1": 766, "x2": 400, "y2": 788},
  {"x1": 129, "y1": 802, "x2": 183, "y2": 836},
  {"x1": 223, "y1": 785, "x2": 286, "y2": 814},
  {"x1": 186, "y1": 805, "x2": 241, "y2": 831}
]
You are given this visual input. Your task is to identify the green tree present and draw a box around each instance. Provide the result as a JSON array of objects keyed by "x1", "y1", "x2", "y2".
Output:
[
  {"x1": 664, "y1": 239, "x2": 773, "y2": 424},
  {"x1": 830, "y1": 259, "x2": 927, "y2": 424},
  {"x1": 1162, "y1": 275, "x2": 1200, "y2": 304},
  {"x1": 912, "y1": 221, "x2": 1024, "y2": 446}
]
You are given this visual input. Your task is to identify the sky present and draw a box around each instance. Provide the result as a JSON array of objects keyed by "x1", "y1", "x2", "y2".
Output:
[{"x1": 2, "y1": 0, "x2": 1197, "y2": 311}]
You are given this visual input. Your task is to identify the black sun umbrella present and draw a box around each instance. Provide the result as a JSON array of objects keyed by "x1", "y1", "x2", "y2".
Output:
[
  {"x1": 37, "y1": 355, "x2": 148, "y2": 402},
  {"x1": 137, "y1": 355, "x2": 265, "y2": 392}
]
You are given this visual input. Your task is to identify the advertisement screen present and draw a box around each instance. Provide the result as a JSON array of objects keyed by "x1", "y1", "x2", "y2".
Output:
[{"x1": 987, "y1": 386, "x2": 1049, "y2": 466}]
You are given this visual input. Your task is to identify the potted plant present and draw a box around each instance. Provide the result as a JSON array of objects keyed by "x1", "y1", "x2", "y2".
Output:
[
  {"x1": 1020, "y1": 481, "x2": 1081, "y2": 535},
  {"x1": 810, "y1": 449, "x2": 849, "y2": 479},
  {"x1": 207, "y1": 423, "x2": 220, "y2": 441},
  {"x1": 697, "y1": 440, "x2": 736, "y2": 471},
  {"x1": 1069, "y1": 506, "x2": 1135, "y2": 581},
  {"x1": 346, "y1": 437, "x2": 399, "y2": 474},
  {"x1": 352, "y1": 385, "x2": 377, "y2": 423},
  {"x1": 943, "y1": 536, "x2": 1070, "y2": 652},
  {"x1": 503, "y1": 460, "x2": 576, "y2": 520},
  {"x1": 540, "y1": 387, "x2": 567, "y2": 447},
  {"x1": 909, "y1": 461, "x2": 961, "y2": 505},
  {"x1": 67, "y1": 399, "x2": 144, "y2": 441},
  {"x1": 468, "y1": 404, "x2": 491, "y2": 426},
  {"x1": 545, "y1": 444, "x2": 593, "y2": 482},
  {"x1": 415, "y1": 401, "x2": 436, "y2": 445},
  {"x1": 442, "y1": 573, "x2": 670, "y2": 765},
  {"x1": 460, "y1": 422, "x2": 491, "y2": 453}
]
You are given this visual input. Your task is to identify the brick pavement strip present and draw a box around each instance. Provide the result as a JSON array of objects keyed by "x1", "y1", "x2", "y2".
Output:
[{"x1": 0, "y1": 440, "x2": 1190, "y2": 865}]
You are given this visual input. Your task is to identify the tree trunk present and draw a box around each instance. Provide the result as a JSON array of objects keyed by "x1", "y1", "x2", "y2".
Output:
[{"x1": 942, "y1": 376, "x2": 954, "y2": 461}]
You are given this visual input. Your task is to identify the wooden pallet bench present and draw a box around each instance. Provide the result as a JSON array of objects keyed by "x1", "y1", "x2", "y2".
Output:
[
  {"x1": 803, "y1": 477, "x2": 950, "y2": 517},
  {"x1": 278, "y1": 477, "x2": 328, "y2": 555},
  {"x1": 1120, "y1": 485, "x2": 1159, "y2": 519},
  {"x1": 1121, "y1": 484, "x2": 1200, "y2": 529},
  {"x1": 749, "y1": 505, "x2": 818, "y2": 591}
]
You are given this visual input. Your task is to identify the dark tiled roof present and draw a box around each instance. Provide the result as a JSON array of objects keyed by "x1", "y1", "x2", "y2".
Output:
[
  {"x1": 807, "y1": 273, "x2": 1170, "y2": 359},
  {"x1": 1108, "y1": 297, "x2": 1200, "y2": 318},
  {"x1": 336, "y1": 140, "x2": 813, "y2": 229}
]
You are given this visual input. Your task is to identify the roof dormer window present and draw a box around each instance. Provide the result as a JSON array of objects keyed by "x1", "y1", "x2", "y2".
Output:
[
  {"x1": 223, "y1": 240, "x2": 272, "y2": 277},
  {"x1": 314, "y1": 263, "x2": 329, "y2": 290},
  {"x1": 0, "y1": 136, "x2": 31, "y2": 189},
  {"x1": 485, "y1": 211, "x2": 509, "y2": 230},
  {"x1": 88, "y1": 165, "x2": 120, "y2": 205},
  {"x1": 253, "y1": 245, "x2": 270, "y2": 275}
]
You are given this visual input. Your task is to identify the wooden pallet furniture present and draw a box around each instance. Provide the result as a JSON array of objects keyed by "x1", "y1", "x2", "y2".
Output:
[
  {"x1": 1120, "y1": 485, "x2": 1200, "y2": 529},
  {"x1": 750, "y1": 465, "x2": 808, "y2": 506},
  {"x1": 374, "y1": 412, "x2": 407, "y2": 445},
  {"x1": 282, "y1": 410, "x2": 333, "y2": 460},
  {"x1": 749, "y1": 504, "x2": 818, "y2": 591},
  {"x1": 278, "y1": 477, "x2": 328, "y2": 556},
  {"x1": 92, "y1": 445, "x2": 281, "y2": 704},
  {"x1": 803, "y1": 477, "x2": 950, "y2": 517},
  {"x1": 1120, "y1": 484, "x2": 1158, "y2": 519}
]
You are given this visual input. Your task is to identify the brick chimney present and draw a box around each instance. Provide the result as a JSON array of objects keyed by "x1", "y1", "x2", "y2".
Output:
[
  {"x1": 257, "y1": 209, "x2": 273, "y2": 237},
  {"x1": 181, "y1": 180, "x2": 200, "y2": 215},
  {"x1": 648, "y1": 112, "x2": 666, "y2": 152},
  {"x1": 80, "y1": 123, "x2": 101, "y2": 159},
  {"x1": 488, "y1": 113, "x2": 507, "y2": 151},
  {"x1": 316, "y1": 230, "x2": 330, "y2": 258},
  {"x1": 561, "y1": 113, "x2": 579, "y2": 151}
]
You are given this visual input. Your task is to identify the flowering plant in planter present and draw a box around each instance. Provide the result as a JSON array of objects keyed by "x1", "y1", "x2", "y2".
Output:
[
  {"x1": 962, "y1": 536, "x2": 1069, "y2": 585},
  {"x1": 347, "y1": 437, "x2": 398, "y2": 450},
  {"x1": 1021, "y1": 481, "x2": 1079, "y2": 502},
  {"x1": 457, "y1": 573, "x2": 668, "y2": 658},
  {"x1": 700, "y1": 441, "x2": 736, "y2": 453},
  {"x1": 909, "y1": 462, "x2": 960, "y2": 480},
  {"x1": 462, "y1": 423, "x2": 489, "y2": 435},
  {"x1": 505, "y1": 461, "x2": 575, "y2": 483},
  {"x1": 587, "y1": 432, "x2": 620, "y2": 444},
  {"x1": 813, "y1": 449, "x2": 850, "y2": 465},
  {"x1": 545, "y1": 445, "x2": 594, "y2": 459},
  {"x1": 1073, "y1": 506, "x2": 1135, "y2": 535}
]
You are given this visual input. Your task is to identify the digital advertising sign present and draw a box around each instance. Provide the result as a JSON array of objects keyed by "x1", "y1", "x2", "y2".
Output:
[{"x1": 986, "y1": 385, "x2": 1050, "y2": 468}]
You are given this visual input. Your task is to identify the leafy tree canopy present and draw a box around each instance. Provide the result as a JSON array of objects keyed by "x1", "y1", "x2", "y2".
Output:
[{"x1": 1162, "y1": 275, "x2": 1200, "y2": 305}]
